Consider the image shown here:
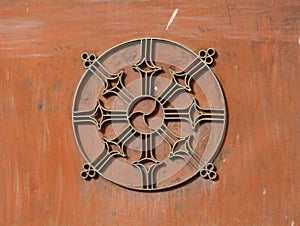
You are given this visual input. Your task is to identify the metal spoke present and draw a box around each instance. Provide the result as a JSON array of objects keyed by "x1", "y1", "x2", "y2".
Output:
[
  {"x1": 193, "y1": 104, "x2": 225, "y2": 129},
  {"x1": 134, "y1": 38, "x2": 160, "y2": 71},
  {"x1": 132, "y1": 133, "x2": 159, "y2": 165},
  {"x1": 157, "y1": 80, "x2": 183, "y2": 106},
  {"x1": 82, "y1": 53, "x2": 135, "y2": 104},
  {"x1": 81, "y1": 145, "x2": 126, "y2": 180},
  {"x1": 73, "y1": 99, "x2": 128, "y2": 130},
  {"x1": 102, "y1": 73, "x2": 135, "y2": 104},
  {"x1": 157, "y1": 57, "x2": 207, "y2": 105},
  {"x1": 133, "y1": 38, "x2": 162, "y2": 96},
  {"x1": 133, "y1": 162, "x2": 162, "y2": 190},
  {"x1": 169, "y1": 57, "x2": 208, "y2": 92},
  {"x1": 72, "y1": 102, "x2": 100, "y2": 128},
  {"x1": 91, "y1": 149, "x2": 123, "y2": 172},
  {"x1": 103, "y1": 125, "x2": 137, "y2": 155},
  {"x1": 154, "y1": 123, "x2": 190, "y2": 155},
  {"x1": 164, "y1": 98, "x2": 225, "y2": 129},
  {"x1": 169, "y1": 138, "x2": 218, "y2": 180}
]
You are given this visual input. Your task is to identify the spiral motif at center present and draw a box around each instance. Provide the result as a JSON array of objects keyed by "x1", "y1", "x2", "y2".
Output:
[{"x1": 128, "y1": 96, "x2": 164, "y2": 134}]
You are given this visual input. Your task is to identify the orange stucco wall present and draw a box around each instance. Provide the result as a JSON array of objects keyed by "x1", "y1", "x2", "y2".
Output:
[{"x1": 0, "y1": 1, "x2": 299, "y2": 225}]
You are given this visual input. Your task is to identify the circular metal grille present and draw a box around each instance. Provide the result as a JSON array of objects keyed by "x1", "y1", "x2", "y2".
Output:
[{"x1": 72, "y1": 38, "x2": 227, "y2": 191}]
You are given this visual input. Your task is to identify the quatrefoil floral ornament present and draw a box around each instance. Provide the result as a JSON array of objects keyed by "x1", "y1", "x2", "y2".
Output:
[{"x1": 72, "y1": 38, "x2": 227, "y2": 191}]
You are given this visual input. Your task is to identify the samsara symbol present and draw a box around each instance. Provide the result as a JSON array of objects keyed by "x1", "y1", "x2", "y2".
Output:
[{"x1": 72, "y1": 38, "x2": 227, "y2": 191}]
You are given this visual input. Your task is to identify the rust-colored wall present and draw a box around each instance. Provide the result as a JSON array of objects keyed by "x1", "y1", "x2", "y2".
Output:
[{"x1": 0, "y1": 1, "x2": 299, "y2": 225}]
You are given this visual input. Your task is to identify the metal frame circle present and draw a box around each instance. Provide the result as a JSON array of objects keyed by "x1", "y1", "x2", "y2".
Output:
[{"x1": 72, "y1": 38, "x2": 227, "y2": 191}]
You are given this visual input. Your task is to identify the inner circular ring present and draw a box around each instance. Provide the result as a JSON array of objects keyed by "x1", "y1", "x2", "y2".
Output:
[{"x1": 127, "y1": 95, "x2": 165, "y2": 134}]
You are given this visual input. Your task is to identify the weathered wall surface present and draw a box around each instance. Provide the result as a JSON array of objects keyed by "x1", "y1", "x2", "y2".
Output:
[{"x1": 0, "y1": 1, "x2": 299, "y2": 225}]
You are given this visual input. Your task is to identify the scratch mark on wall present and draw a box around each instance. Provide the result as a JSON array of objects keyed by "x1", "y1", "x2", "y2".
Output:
[
  {"x1": 225, "y1": 0, "x2": 232, "y2": 26},
  {"x1": 14, "y1": 157, "x2": 21, "y2": 224},
  {"x1": 291, "y1": 218, "x2": 295, "y2": 226},
  {"x1": 15, "y1": 53, "x2": 52, "y2": 58},
  {"x1": 26, "y1": 1, "x2": 29, "y2": 13},
  {"x1": 55, "y1": 165, "x2": 63, "y2": 224},
  {"x1": 166, "y1": 9, "x2": 178, "y2": 31},
  {"x1": 262, "y1": 186, "x2": 266, "y2": 195}
]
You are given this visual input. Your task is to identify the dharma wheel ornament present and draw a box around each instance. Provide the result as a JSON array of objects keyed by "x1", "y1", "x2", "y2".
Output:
[{"x1": 72, "y1": 38, "x2": 227, "y2": 191}]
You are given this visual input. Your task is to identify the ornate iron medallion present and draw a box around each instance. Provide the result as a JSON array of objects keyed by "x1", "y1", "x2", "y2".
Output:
[{"x1": 72, "y1": 38, "x2": 227, "y2": 191}]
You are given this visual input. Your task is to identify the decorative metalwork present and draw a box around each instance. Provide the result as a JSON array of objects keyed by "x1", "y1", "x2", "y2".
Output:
[
  {"x1": 72, "y1": 38, "x2": 227, "y2": 191},
  {"x1": 80, "y1": 163, "x2": 98, "y2": 180},
  {"x1": 81, "y1": 52, "x2": 97, "y2": 69},
  {"x1": 199, "y1": 48, "x2": 216, "y2": 65}
]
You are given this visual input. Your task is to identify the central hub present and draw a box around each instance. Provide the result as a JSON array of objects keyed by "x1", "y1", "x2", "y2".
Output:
[{"x1": 128, "y1": 96, "x2": 164, "y2": 134}]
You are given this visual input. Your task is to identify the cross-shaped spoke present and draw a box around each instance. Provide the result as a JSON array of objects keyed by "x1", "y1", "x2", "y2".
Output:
[
  {"x1": 103, "y1": 125, "x2": 137, "y2": 156},
  {"x1": 169, "y1": 138, "x2": 218, "y2": 180},
  {"x1": 72, "y1": 103, "x2": 100, "y2": 128},
  {"x1": 157, "y1": 80, "x2": 185, "y2": 106},
  {"x1": 84, "y1": 59, "x2": 135, "y2": 104},
  {"x1": 169, "y1": 56, "x2": 208, "y2": 92},
  {"x1": 102, "y1": 72, "x2": 135, "y2": 104},
  {"x1": 132, "y1": 38, "x2": 162, "y2": 96},
  {"x1": 133, "y1": 162, "x2": 163, "y2": 190},
  {"x1": 87, "y1": 60, "x2": 120, "y2": 85},
  {"x1": 164, "y1": 98, "x2": 225, "y2": 129},
  {"x1": 154, "y1": 123, "x2": 190, "y2": 155},
  {"x1": 193, "y1": 101, "x2": 225, "y2": 129},
  {"x1": 157, "y1": 57, "x2": 208, "y2": 106},
  {"x1": 132, "y1": 133, "x2": 159, "y2": 165},
  {"x1": 73, "y1": 99, "x2": 128, "y2": 130}
]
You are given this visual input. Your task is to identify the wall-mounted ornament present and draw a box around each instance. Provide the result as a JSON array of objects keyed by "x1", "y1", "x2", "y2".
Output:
[{"x1": 72, "y1": 38, "x2": 227, "y2": 191}]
